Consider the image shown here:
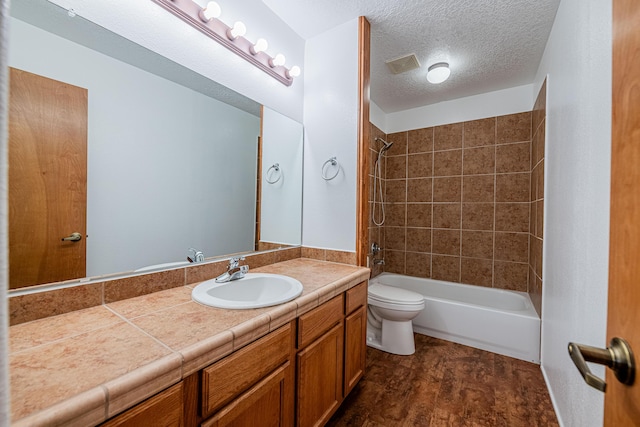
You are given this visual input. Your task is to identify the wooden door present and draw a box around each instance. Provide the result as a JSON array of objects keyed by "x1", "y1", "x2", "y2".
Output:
[
  {"x1": 605, "y1": 0, "x2": 640, "y2": 424},
  {"x1": 297, "y1": 322, "x2": 344, "y2": 427},
  {"x1": 344, "y1": 306, "x2": 366, "y2": 396},
  {"x1": 8, "y1": 68, "x2": 87, "y2": 289}
]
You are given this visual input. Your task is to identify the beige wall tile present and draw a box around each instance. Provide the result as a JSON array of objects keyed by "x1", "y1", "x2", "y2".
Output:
[
  {"x1": 497, "y1": 112, "x2": 532, "y2": 144},
  {"x1": 463, "y1": 146, "x2": 495, "y2": 175},
  {"x1": 405, "y1": 252, "x2": 431, "y2": 278},
  {"x1": 496, "y1": 173, "x2": 530, "y2": 202},
  {"x1": 462, "y1": 203, "x2": 495, "y2": 230},
  {"x1": 495, "y1": 232, "x2": 529, "y2": 263},
  {"x1": 385, "y1": 250, "x2": 406, "y2": 274},
  {"x1": 385, "y1": 227, "x2": 406, "y2": 251},
  {"x1": 496, "y1": 142, "x2": 530, "y2": 173},
  {"x1": 432, "y1": 229, "x2": 461, "y2": 256},
  {"x1": 9, "y1": 283, "x2": 103, "y2": 326},
  {"x1": 494, "y1": 261, "x2": 528, "y2": 291},
  {"x1": 387, "y1": 131, "x2": 408, "y2": 155},
  {"x1": 325, "y1": 250, "x2": 357, "y2": 265},
  {"x1": 462, "y1": 175, "x2": 495, "y2": 203},
  {"x1": 408, "y1": 152, "x2": 434, "y2": 178},
  {"x1": 461, "y1": 258, "x2": 493, "y2": 287},
  {"x1": 407, "y1": 203, "x2": 432, "y2": 227},
  {"x1": 434, "y1": 149, "x2": 463, "y2": 176},
  {"x1": 385, "y1": 203, "x2": 407, "y2": 227},
  {"x1": 407, "y1": 178, "x2": 433, "y2": 202},
  {"x1": 433, "y1": 203, "x2": 462, "y2": 229},
  {"x1": 495, "y1": 203, "x2": 530, "y2": 232},
  {"x1": 461, "y1": 231, "x2": 494, "y2": 260},
  {"x1": 385, "y1": 180, "x2": 407, "y2": 203},
  {"x1": 463, "y1": 118, "x2": 496, "y2": 147},
  {"x1": 434, "y1": 123, "x2": 463, "y2": 150},
  {"x1": 386, "y1": 155, "x2": 407, "y2": 179},
  {"x1": 431, "y1": 255, "x2": 461, "y2": 282},
  {"x1": 408, "y1": 127, "x2": 434, "y2": 153},
  {"x1": 406, "y1": 228, "x2": 432, "y2": 253},
  {"x1": 433, "y1": 177, "x2": 462, "y2": 202}
]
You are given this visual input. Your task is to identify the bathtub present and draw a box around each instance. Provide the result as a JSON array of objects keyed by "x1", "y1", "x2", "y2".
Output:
[{"x1": 370, "y1": 273, "x2": 541, "y2": 363}]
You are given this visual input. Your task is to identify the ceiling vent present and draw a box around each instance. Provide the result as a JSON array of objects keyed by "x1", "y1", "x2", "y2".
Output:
[{"x1": 385, "y1": 54, "x2": 421, "y2": 74}]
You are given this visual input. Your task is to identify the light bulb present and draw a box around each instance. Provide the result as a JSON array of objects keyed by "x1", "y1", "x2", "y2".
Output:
[
  {"x1": 287, "y1": 65, "x2": 301, "y2": 78},
  {"x1": 270, "y1": 53, "x2": 286, "y2": 67},
  {"x1": 250, "y1": 38, "x2": 268, "y2": 55},
  {"x1": 427, "y1": 62, "x2": 450, "y2": 84},
  {"x1": 199, "y1": 2, "x2": 221, "y2": 22},
  {"x1": 227, "y1": 21, "x2": 247, "y2": 40}
]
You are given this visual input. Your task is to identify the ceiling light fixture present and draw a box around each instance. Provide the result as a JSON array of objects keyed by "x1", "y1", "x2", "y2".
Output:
[
  {"x1": 427, "y1": 62, "x2": 450, "y2": 84},
  {"x1": 151, "y1": 0, "x2": 300, "y2": 86}
]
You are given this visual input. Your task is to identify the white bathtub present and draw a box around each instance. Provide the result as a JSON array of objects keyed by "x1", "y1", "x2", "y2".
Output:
[{"x1": 370, "y1": 273, "x2": 541, "y2": 363}]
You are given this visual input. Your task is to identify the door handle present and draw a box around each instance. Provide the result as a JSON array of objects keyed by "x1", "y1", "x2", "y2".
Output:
[
  {"x1": 568, "y1": 337, "x2": 635, "y2": 392},
  {"x1": 61, "y1": 232, "x2": 82, "y2": 242}
]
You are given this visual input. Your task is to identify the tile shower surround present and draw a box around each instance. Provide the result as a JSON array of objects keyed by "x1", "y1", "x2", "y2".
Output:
[
  {"x1": 371, "y1": 112, "x2": 537, "y2": 292},
  {"x1": 529, "y1": 80, "x2": 546, "y2": 315}
]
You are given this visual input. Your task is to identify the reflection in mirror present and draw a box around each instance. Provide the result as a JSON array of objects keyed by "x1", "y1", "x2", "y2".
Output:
[{"x1": 8, "y1": 0, "x2": 303, "y2": 290}]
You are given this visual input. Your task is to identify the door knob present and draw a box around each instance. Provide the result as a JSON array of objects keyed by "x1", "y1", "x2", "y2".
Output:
[
  {"x1": 568, "y1": 337, "x2": 635, "y2": 392},
  {"x1": 61, "y1": 232, "x2": 82, "y2": 242}
]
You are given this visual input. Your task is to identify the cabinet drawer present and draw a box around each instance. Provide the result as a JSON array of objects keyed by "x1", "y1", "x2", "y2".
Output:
[
  {"x1": 101, "y1": 382, "x2": 183, "y2": 427},
  {"x1": 297, "y1": 295, "x2": 343, "y2": 349},
  {"x1": 202, "y1": 323, "x2": 292, "y2": 417},
  {"x1": 202, "y1": 362, "x2": 290, "y2": 427},
  {"x1": 345, "y1": 281, "x2": 367, "y2": 314}
]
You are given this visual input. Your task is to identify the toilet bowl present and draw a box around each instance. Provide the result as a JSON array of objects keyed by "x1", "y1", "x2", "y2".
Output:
[{"x1": 366, "y1": 283, "x2": 425, "y2": 355}]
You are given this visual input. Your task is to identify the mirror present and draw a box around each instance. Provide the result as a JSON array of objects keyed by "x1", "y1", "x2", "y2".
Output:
[{"x1": 8, "y1": 0, "x2": 303, "y2": 289}]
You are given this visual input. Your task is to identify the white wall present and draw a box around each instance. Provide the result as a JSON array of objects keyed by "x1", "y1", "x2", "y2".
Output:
[
  {"x1": 46, "y1": 0, "x2": 305, "y2": 123},
  {"x1": 370, "y1": 100, "x2": 387, "y2": 132},
  {"x1": 0, "y1": 0, "x2": 10, "y2": 422},
  {"x1": 261, "y1": 107, "x2": 303, "y2": 245},
  {"x1": 10, "y1": 18, "x2": 260, "y2": 276},
  {"x1": 382, "y1": 84, "x2": 534, "y2": 134},
  {"x1": 302, "y1": 19, "x2": 359, "y2": 252},
  {"x1": 535, "y1": 0, "x2": 612, "y2": 426}
]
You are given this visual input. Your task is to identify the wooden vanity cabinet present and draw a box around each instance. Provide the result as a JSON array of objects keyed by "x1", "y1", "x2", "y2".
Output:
[
  {"x1": 344, "y1": 282, "x2": 367, "y2": 396},
  {"x1": 190, "y1": 322, "x2": 296, "y2": 427},
  {"x1": 102, "y1": 281, "x2": 368, "y2": 427},
  {"x1": 296, "y1": 295, "x2": 345, "y2": 427}
]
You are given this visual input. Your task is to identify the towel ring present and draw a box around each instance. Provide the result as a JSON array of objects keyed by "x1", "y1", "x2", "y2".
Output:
[
  {"x1": 265, "y1": 163, "x2": 282, "y2": 184},
  {"x1": 322, "y1": 157, "x2": 340, "y2": 181}
]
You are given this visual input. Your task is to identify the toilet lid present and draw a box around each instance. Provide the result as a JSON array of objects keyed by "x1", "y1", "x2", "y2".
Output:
[{"x1": 368, "y1": 283, "x2": 424, "y2": 305}]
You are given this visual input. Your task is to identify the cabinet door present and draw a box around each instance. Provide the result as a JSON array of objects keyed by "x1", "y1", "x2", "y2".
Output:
[
  {"x1": 101, "y1": 382, "x2": 183, "y2": 427},
  {"x1": 296, "y1": 322, "x2": 344, "y2": 427},
  {"x1": 344, "y1": 306, "x2": 366, "y2": 396},
  {"x1": 202, "y1": 362, "x2": 292, "y2": 427}
]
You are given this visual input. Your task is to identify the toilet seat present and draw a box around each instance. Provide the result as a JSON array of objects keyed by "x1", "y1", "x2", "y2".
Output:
[{"x1": 368, "y1": 283, "x2": 424, "y2": 306}]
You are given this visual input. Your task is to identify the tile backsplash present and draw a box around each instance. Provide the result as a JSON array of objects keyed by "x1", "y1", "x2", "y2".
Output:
[{"x1": 371, "y1": 110, "x2": 539, "y2": 292}]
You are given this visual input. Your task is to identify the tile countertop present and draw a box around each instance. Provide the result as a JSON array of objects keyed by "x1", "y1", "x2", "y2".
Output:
[{"x1": 9, "y1": 258, "x2": 370, "y2": 426}]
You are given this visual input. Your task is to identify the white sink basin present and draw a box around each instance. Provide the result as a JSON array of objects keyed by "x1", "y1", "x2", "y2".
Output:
[{"x1": 192, "y1": 273, "x2": 303, "y2": 309}]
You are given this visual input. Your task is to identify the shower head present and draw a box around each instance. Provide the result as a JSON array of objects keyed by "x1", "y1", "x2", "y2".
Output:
[{"x1": 375, "y1": 137, "x2": 394, "y2": 154}]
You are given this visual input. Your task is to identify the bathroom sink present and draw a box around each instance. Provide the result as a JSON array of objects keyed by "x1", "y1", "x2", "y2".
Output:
[{"x1": 191, "y1": 273, "x2": 303, "y2": 309}]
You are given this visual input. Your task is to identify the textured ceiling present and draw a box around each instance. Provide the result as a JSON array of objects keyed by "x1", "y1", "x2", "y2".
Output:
[{"x1": 263, "y1": 0, "x2": 560, "y2": 113}]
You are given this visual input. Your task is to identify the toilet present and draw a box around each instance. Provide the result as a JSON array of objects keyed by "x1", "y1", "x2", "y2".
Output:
[{"x1": 366, "y1": 283, "x2": 425, "y2": 355}]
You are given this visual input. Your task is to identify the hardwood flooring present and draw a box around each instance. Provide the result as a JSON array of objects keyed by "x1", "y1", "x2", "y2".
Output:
[{"x1": 328, "y1": 334, "x2": 559, "y2": 426}]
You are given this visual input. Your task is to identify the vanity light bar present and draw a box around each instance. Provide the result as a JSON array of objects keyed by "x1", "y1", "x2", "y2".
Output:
[{"x1": 151, "y1": 0, "x2": 296, "y2": 86}]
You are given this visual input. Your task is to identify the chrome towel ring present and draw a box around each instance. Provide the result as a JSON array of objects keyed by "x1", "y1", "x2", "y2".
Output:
[
  {"x1": 265, "y1": 163, "x2": 282, "y2": 184},
  {"x1": 322, "y1": 157, "x2": 340, "y2": 181}
]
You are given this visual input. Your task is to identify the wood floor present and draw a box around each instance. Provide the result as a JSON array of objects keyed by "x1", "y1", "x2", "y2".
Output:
[{"x1": 328, "y1": 334, "x2": 559, "y2": 426}]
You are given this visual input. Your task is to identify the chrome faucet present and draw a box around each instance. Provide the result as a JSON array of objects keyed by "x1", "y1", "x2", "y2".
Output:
[
  {"x1": 215, "y1": 256, "x2": 249, "y2": 283},
  {"x1": 188, "y1": 248, "x2": 205, "y2": 263}
]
